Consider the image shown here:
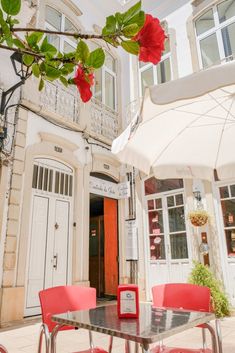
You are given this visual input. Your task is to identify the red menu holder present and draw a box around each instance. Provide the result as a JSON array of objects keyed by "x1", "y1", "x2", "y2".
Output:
[{"x1": 117, "y1": 284, "x2": 139, "y2": 318}]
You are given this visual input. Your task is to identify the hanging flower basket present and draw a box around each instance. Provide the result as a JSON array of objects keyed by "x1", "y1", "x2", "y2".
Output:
[{"x1": 188, "y1": 209, "x2": 210, "y2": 227}]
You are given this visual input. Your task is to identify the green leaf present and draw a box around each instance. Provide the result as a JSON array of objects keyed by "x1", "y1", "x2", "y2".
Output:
[
  {"x1": 1, "y1": 0, "x2": 21, "y2": 15},
  {"x1": 40, "y1": 37, "x2": 57, "y2": 56},
  {"x1": 44, "y1": 65, "x2": 61, "y2": 80},
  {"x1": 115, "y1": 12, "x2": 124, "y2": 26},
  {"x1": 68, "y1": 78, "x2": 76, "y2": 85},
  {"x1": 26, "y1": 32, "x2": 44, "y2": 47},
  {"x1": 122, "y1": 1, "x2": 141, "y2": 24},
  {"x1": 103, "y1": 15, "x2": 116, "y2": 35},
  {"x1": 38, "y1": 78, "x2": 44, "y2": 91},
  {"x1": 60, "y1": 76, "x2": 68, "y2": 87},
  {"x1": 11, "y1": 18, "x2": 20, "y2": 25},
  {"x1": 125, "y1": 10, "x2": 145, "y2": 28},
  {"x1": 122, "y1": 24, "x2": 139, "y2": 37},
  {"x1": 13, "y1": 38, "x2": 25, "y2": 49},
  {"x1": 76, "y1": 40, "x2": 89, "y2": 63},
  {"x1": 6, "y1": 36, "x2": 13, "y2": 47},
  {"x1": 86, "y1": 48, "x2": 105, "y2": 69},
  {"x1": 121, "y1": 40, "x2": 139, "y2": 55},
  {"x1": 32, "y1": 63, "x2": 40, "y2": 78},
  {"x1": 23, "y1": 54, "x2": 34, "y2": 66},
  {"x1": 61, "y1": 63, "x2": 75, "y2": 75},
  {"x1": 0, "y1": 11, "x2": 11, "y2": 37}
]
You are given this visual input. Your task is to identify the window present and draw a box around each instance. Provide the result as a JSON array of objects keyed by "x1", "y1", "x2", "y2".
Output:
[
  {"x1": 92, "y1": 50, "x2": 117, "y2": 111},
  {"x1": 145, "y1": 177, "x2": 188, "y2": 262},
  {"x1": 45, "y1": 6, "x2": 118, "y2": 111},
  {"x1": 195, "y1": 0, "x2": 235, "y2": 67},
  {"x1": 144, "y1": 177, "x2": 184, "y2": 196},
  {"x1": 139, "y1": 37, "x2": 171, "y2": 96},
  {"x1": 45, "y1": 6, "x2": 78, "y2": 53},
  {"x1": 219, "y1": 184, "x2": 235, "y2": 257}
]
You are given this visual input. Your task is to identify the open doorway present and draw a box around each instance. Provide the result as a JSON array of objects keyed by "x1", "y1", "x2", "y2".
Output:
[{"x1": 89, "y1": 194, "x2": 118, "y2": 299}]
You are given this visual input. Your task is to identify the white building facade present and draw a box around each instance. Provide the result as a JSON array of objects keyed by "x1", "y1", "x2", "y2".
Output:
[
  {"x1": 130, "y1": 0, "x2": 235, "y2": 305},
  {"x1": 0, "y1": 0, "x2": 235, "y2": 324}
]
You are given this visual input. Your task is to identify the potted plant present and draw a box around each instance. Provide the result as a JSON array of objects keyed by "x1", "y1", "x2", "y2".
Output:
[
  {"x1": 188, "y1": 209, "x2": 210, "y2": 227},
  {"x1": 188, "y1": 261, "x2": 230, "y2": 318}
]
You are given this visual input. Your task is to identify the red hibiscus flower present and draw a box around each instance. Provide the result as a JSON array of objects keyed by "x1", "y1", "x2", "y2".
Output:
[
  {"x1": 133, "y1": 14, "x2": 166, "y2": 65},
  {"x1": 74, "y1": 65, "x2": 94, "y2": 103}
]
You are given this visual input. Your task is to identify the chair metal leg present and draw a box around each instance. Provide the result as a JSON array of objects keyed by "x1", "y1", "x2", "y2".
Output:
[
  {"x1": 215, "y1": 319, "x2": 223, "y2": 353},
  {"x1": 134, "y1": 342, "x2": 139, "y2": 353},
  {"x1": 51, "y1": 324, "x2": 62, "y2": 353},
  {"x1": 204, "y1": 323, "x2": 218, "y2": 353},
  {"x1": 38, "y1": 323, "x2": 50, "y2": 353},
  {"x1": 89, "y1": 330, "x2": 95, "y2": 349},
  {"x1": 108, "y1": 336, "x2": 113, "y2": 353},
  {"x1": 125, "y1": 340, "x2": 131, "y2": 353},
  {"x1": 202, "y1": 327, "x2": 207, "y2": 350}
]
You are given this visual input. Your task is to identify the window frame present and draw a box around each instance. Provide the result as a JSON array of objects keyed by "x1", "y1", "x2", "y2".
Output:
[
  {"x1": 45, "y1": 6, "x2": 118, "y2": 112},
  {"x1": 45, "y1": 5, "x2": 78, "y2": 53},
  {"x1": 195, "y1": 0, "x2": 235, "y2": 68},
  {"x1": 93, "y1": 51, "x2": 117, "y2": 112},
  {"x1": 138, "y1": 48, "x2": 172, "y2": 97}
]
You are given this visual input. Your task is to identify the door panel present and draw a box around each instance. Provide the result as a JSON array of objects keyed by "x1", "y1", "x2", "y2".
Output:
[
  {"x1": 26, "y1": 196, "x2": 49, "y2": 309},
  {"x1": 25, "y1": 159, "x2": 73, "y2": 316},
  {"x1": 52, "y1": 200, "x2": 69, "y2": 286},
  {"x1": 89, "y1": 216, "x2": 104, "y2": 297},
  {"x1": 104, "y1": 198, "x2": 118, "y2": 296},
  {"x1": 218, "y1": 183, "x2": 235, "y2": 306},
  {"x1": 147, "y1": 192, "x2": 190, "y2": 287}
]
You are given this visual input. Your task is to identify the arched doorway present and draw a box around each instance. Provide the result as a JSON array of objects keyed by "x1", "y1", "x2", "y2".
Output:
[{"x1": 89, "y1": 173, "x2": 119, "y2": 299}]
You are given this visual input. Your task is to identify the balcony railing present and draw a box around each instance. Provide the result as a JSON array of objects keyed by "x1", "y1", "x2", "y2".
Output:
[
  {"x1": 40, "y1": 81, "x2": 80, "y2": 124},
  {"x1": 90, "y1": 98, "x2": 119, "y2": 141},
  {"x1": 22, "y1": 79, "x2": 120, "y2": 142}
]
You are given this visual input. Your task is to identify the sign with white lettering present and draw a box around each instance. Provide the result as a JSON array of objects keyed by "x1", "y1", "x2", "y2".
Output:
[
  {"x1": 89, "y1": 176, "x2": 130, "y2": 199},
  {"x1": 125, "y1": 219, "x2": 138, "y2": 260},
  {"x1": 118, "y1": 182, "x2": 130, "y2": 198}
]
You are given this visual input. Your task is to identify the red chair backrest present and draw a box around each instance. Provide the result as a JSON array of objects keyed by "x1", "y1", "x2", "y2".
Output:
[
  {"x1": 152, "y1": 283, "x2": 212, "y2": 312},
  {"x1": 0, "y1": 345, "x2": 8, "y2": 353},
  {"x1": 39, "y1": 286, "x2": 96, "y2": 332}
]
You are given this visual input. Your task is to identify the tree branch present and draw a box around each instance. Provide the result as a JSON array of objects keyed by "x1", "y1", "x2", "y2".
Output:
[
  {"x1": 0, "y1": 44, "x2": 43, "y2": 58},
  {"x1": 0, "y1": 44, "x2": 77, "y2": 64},
  {"x1": 12, "y1": 27, "x2": 106, "y2": 40}
]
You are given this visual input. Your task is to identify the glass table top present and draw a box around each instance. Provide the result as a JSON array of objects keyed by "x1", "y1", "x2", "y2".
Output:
[{"x1": 52, "y1": 303, "x2": 215, "y2": 346}]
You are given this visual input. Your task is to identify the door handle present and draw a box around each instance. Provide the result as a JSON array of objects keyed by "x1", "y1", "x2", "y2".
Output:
[
  {"x1": 55, "y1": 222, "x2": 59, "y2": 230},
  {"x1": 53, "y1": 254, "x2": 58, "y2": 269}
]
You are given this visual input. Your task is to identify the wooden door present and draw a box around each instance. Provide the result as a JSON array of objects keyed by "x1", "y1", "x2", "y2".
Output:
[
  {"x1": 104, "y1": 198, "x2": 118, "y2": 296},
  {"x1": 25, "y1": 159, "x2": 73, "y2": 316},
  {"x1": 26, "y1": 195, "x2": 49, "y2": 309},
  {"x1": 45, "y1": 199, "x2": 70, "y2": 287},
  {"x1": 89, "y1": 216, "x2": 104, "y2": 297}
]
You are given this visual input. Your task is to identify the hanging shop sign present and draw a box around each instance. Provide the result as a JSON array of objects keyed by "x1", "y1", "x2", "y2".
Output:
[
  {"x1": 125, "y1": 219, "x2": 138, "y2": 260},
  {"x1": 89, "y1": 176, "x2": 130, "y2": 199}
]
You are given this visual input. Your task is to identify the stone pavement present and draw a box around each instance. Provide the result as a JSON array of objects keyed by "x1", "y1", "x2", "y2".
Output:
[{"x1": 0, "y1": 312, "x2": 235, "y2": 353}]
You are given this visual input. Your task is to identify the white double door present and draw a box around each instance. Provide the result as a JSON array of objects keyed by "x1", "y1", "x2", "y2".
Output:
[
  {"x1": 25, "y1": 194, "x2": 70, "y2": 316},
  {"x1": 146, "y1": 191, "x2": 192, "y2": 290}
]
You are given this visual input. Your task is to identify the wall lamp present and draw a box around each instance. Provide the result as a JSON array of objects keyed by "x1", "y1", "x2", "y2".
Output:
[
  {"x1": 0, "y1": 52, "x2": 32, "y2": 150},
  {"x1": 0, "y1": 52, "x2": 32, "y2": 115},
  {"x1": 193, "y1": 190, "x2": 202, "y2": 202}
]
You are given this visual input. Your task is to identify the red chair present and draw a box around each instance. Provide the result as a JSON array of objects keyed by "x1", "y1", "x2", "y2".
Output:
[
  {"x1": 38, "y1": 286, "x2": 112, "y2": 353},
  {"x1": 151, "y1": 283, "x2": 222, "y2": 353},
  {"x1": 0, "y1": 345, "x2": 8, "y2": 353}
]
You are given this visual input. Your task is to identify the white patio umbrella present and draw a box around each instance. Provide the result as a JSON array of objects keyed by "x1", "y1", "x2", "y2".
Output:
[{"x1": 112, "y1": 60, "x2": 235, "y2": 181}]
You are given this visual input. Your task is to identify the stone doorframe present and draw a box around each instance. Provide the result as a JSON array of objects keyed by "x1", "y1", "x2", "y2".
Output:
[{"x1": 0, "y1": 131, "x2": 85, "y2": 323}]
